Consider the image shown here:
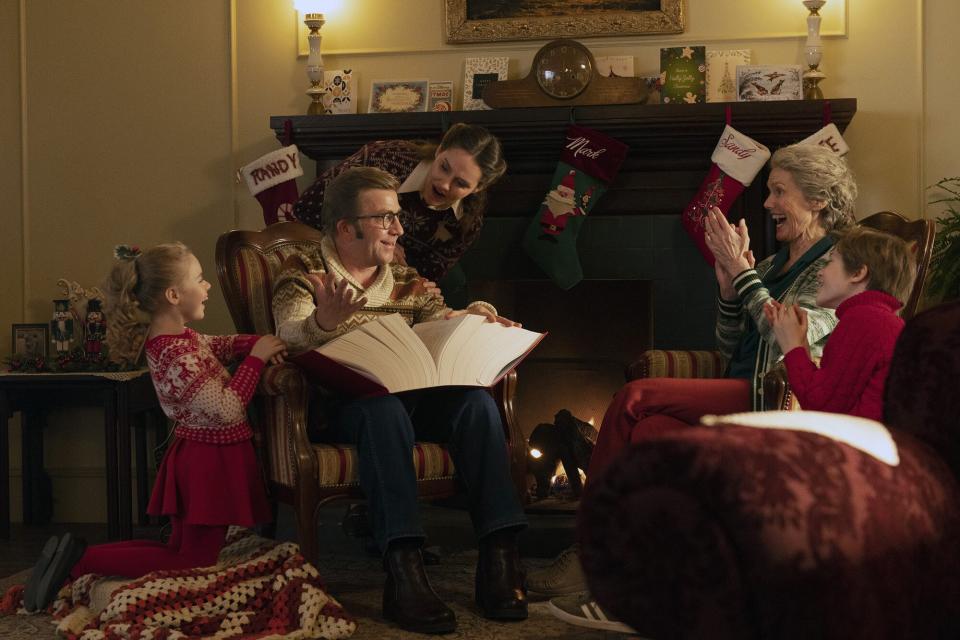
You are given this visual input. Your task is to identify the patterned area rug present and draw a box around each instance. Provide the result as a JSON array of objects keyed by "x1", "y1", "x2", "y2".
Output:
[{"x1": 0, "y1": 540, "x2": 624, "y2": 639}]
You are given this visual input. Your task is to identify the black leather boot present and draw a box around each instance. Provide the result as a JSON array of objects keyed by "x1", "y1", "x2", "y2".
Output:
[
  {"x1": 476, "y1": 529, "x2": 528, "y2": 620},
  {"x1": 382, "y1": 540, "x2": 456, "y2": 634}
]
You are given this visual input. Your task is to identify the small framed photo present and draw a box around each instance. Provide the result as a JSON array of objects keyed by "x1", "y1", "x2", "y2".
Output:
[
  {"x1": 368, "y1": 80, "x2": 429, "y2": 113},
  {"x1": 736, "y1": 65, "x2": 803, "y2": 101},
  {"x1": 12, "y1": 323, "x2": 49, "y2": 359}
]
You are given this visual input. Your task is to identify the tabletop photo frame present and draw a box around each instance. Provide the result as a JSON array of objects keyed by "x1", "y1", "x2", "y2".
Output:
[{"x1": 12, "y1": 323, "x2": 49, "y2": 359}]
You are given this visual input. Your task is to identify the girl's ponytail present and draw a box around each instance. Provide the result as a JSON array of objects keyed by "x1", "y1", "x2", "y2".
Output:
[{"x1": 103, "y1": 242, "x2": 190, "y2": 367}]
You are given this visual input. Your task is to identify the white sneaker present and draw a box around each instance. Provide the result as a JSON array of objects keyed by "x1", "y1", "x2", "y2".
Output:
[
  {"x1": 526, "y1": 544, "x2": 587, "y2": 596},
  {"x1": 547, "y1": 592, "x2": 640, "y2": 635}
]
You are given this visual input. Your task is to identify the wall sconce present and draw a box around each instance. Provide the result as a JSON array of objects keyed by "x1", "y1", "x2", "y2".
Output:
[
  {"x1": 802, "y1": 0, "x2": 826, "y2": 99},
  {"x1": 294, "y1": 1, "x2": 329, "y2": 115}
]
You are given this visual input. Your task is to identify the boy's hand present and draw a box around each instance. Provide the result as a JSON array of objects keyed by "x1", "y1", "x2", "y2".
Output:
[{"x1": 764, "y1": 301, "x2": 809, "y2": 354}]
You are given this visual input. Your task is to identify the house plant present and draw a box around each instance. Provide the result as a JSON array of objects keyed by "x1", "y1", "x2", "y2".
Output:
[{"x1": 928, "y1": 177, "x2": 960, "y2": 303}]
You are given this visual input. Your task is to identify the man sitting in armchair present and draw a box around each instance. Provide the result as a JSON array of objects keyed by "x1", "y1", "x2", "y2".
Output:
[{"x1": 271, "y1": 166, "x2": 527, "y2": 635}]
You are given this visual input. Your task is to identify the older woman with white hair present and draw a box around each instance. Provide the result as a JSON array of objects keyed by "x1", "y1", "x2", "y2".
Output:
[{"x1": 530, "y1": 143, "x2": 858, "y2": 616}]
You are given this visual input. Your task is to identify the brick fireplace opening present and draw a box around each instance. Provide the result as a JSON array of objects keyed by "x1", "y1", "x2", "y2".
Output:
[{"x1": 471, "y1": 279, "x2": 651, "y2": 441}]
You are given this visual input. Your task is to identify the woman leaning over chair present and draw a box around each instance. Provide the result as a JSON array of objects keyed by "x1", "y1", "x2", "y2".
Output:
[
  {"x1": 588, "y1": 142, "x2": 856, "y2": 476},
  {"x1": 292, "y1": 122, "x2": 507, "y2": 283}
]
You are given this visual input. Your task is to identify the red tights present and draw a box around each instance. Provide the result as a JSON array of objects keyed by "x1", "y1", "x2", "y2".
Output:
[
  {"x1": 70, "y1": 518, "x2": 227, "y2": 579},
  {"x1": 587, "y1": 377, "x2": 752, "y2": 480}
]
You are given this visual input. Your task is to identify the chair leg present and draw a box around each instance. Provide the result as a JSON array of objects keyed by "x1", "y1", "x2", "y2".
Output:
[{"x1": 297, "y1": 491, "x2": 321, "y2": 566}]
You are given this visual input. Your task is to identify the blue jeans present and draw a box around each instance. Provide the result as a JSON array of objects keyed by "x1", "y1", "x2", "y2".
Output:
[{"x1": 321, "y1": 388, "x2": 527, "y2": 552}]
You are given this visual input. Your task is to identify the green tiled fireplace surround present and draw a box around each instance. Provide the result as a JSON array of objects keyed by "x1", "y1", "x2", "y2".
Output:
[{"x1": 459, "y1": 214, "x2": 716, "y2": 349}]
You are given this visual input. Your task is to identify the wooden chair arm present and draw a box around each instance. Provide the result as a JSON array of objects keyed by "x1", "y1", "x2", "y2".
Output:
[
  {"x1": 252, "y1": 363, "x2": 317, "y2": 492},
  {"x1": 626, "y1": 349, "x2": 728, "y2": 381},
  {"x1": 761, "y1": 364, "x2": 799, "y2": 411},
  {"x1": 491, "y1": 370, "x2": 528, "y2": 502}
]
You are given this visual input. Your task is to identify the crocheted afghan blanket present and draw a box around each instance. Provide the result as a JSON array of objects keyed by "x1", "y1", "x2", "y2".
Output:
[{"x1": 0, "y1": 527, "x2": 356, "y2": 639}]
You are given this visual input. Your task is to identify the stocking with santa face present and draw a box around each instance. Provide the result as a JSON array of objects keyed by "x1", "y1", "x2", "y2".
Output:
[{"x1": 523, "y1": 125, "x2": 628, "y2": 289}]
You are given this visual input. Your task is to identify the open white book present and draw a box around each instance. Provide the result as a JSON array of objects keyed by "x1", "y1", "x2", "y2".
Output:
[{"x1": 292, "y1": 313, "x2": 546, "y2": 396}]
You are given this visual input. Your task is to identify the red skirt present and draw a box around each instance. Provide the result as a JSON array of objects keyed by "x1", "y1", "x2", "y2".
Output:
[{"x1": 147, "y1": 436, "x2": 272, "y2": 527}]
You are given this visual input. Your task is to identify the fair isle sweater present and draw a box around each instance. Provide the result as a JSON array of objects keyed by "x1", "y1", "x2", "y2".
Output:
[
  {"x1": 783, "y1": 290, "x2": 904, "y2": 421},
  {"x1": 716, "y1": 245, "x2": 838, "y2": 410},
  {"x1": 145, "y1": 329, "x2": 263, "y2": 444},
  {"x1": 272, "y1": 235, "x2": 488, "y2": 354},
  {"x1": 291, "y1": 140, "x2": 485, "y2": 282}
]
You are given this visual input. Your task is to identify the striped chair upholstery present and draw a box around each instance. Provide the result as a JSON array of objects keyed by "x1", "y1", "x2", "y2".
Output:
[
  {"x1": 216, "y1": 222, "x2": 525, "y2": 564},
  {"x1": 625, "y1": 349, "x2": 727, "y2": 381}
]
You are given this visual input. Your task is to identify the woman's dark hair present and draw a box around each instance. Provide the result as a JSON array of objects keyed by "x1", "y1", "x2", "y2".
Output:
[{"x1": 416, "y1": 122, "x2": 507, "y2": 228}]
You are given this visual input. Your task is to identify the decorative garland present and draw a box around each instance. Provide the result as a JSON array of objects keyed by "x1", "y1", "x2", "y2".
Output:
[{"x1": 3, "y1": 346, "x2": 134, "y2": 373}]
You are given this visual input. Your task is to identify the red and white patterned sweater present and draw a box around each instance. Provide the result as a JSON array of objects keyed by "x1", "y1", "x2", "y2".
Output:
[{"x1": 145, "y1": 328, "x2": 263, "y2": 444}]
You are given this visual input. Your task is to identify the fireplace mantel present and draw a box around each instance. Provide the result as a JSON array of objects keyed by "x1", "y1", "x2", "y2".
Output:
[{"x1": 271, "y1": 99, "x2": 856, "y2": 171}]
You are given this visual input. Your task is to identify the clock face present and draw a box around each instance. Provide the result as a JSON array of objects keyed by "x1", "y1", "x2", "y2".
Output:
[{"x1": 535, "y1": 41, "x2": 593, "y2": 100}]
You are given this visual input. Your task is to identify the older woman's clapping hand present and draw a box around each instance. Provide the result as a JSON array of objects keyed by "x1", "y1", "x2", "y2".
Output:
[{"x1": 704, "y1": 207, "x2": 754, "y2": 299}]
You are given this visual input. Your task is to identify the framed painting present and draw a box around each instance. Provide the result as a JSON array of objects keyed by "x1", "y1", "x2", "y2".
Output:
[
  {"x1": 445, "y1": 0, "x2": 685, "y2": 44},
  {"x1": 12, "y1": 323, "x2": 49, "y2": 359}
]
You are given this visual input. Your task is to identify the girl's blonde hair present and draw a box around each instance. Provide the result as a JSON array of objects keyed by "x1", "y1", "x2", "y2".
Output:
[{"x1": 103, "y1": 242, "x2": 192, "y2": 366}]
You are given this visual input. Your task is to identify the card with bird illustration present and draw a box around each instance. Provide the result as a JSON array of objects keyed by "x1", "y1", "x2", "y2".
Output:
[{"x1": 736, "y1": 65, "x2": 802, "y2": 101}]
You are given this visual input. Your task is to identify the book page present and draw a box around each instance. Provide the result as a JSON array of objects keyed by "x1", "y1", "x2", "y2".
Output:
[
  {"x1": 317, "y1": 314, "x2": 436, "y2": 392},
  {"x1": 465, "y1": 322, "x2": 544, "y2": 386},
  {"x1": 373, "y1": 314, "x2": 438, "y2": 389},
  {"x1": 315, "y1": 329, "x2": 393, "y2": 387},
  {"x1": 412, "y1": 314, "x2": 484, "y2": 383},
  {"x1": 414, "y1": 316, "x2": 543, "y2": 386}
]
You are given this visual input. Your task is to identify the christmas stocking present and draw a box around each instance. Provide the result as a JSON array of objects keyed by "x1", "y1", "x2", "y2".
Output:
[
  {"x1": 240, "y1": 144, "x2": 304, "y2": 226},
  {"x1": 799, "y1": 123, "x2": 849, "y2": 156},
  {"x1": 523, "y1": 125, "x2": 628, "y2": 289},
  {"x1": 681, "y1": 125, "x2": 770, "y2": 265}
]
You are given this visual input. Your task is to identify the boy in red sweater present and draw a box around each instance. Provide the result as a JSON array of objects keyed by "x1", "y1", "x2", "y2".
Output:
[{"x1": 764, "y1": 226, "x2": 914, "y2": 421}]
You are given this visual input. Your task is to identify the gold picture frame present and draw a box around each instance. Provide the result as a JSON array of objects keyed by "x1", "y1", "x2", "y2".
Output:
[{"x1": 445, "y1": 0, "x2": 685, "y2": 44}]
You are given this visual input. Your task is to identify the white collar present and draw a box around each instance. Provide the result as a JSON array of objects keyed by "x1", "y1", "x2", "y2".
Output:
[
  {"x1": 398, "y1": 159, "x2": 463, "y2": 219},
  {"x1": 319, "y1": 235, "x2": 394, "y2": 307}
]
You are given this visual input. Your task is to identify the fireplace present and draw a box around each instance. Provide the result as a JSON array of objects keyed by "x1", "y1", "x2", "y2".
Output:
[{"x1": 471, "y1": 279, "x2": 652, "y2": 439}]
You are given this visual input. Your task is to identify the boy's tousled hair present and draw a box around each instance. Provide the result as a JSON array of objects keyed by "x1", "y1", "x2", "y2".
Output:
[{"x1": 833, "y1": 225, "x2": 915, "y2": 305}]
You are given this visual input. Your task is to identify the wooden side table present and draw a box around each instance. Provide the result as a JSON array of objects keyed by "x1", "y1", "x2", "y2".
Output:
[{"x1": 0, "y1": 370, "x2": 166, "y2": 540}]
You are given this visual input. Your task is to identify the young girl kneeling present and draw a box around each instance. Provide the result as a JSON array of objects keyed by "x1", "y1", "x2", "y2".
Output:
[{"x1": 24, "y1": 242, "x2": 286, "y2": 612}]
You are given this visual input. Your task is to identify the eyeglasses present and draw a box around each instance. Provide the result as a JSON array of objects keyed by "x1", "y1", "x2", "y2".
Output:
[{"x1": 351, "y1": 211, "x2": 406, "y2": 230}]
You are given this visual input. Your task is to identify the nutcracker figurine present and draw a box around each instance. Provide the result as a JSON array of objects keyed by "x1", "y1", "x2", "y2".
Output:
[
  {"x1": 51, "y1": 298, "x2": 75, "y2": 355},
  {"x1": 85, "y1": 299, "x2": 106, "y2": 359}
]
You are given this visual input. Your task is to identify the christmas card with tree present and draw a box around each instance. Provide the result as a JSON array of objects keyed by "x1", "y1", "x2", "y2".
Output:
[
  {"x1": 660, "y1": 46, "x2": 706, "y2": 104},
  {"x1": 292, "y1": 313, "x2": 545, "y2": 397},
  {"x1": 706, "y1": 50, "x2": 750, "y2": 103}
]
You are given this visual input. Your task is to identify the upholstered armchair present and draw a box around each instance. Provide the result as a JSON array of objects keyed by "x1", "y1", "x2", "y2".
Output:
[
  {"x1": 579, "y1": 299, "x2": 960, "y2": 639},
  {"x1": 626, "y1": 211, "x2": 936, "y2": 411},
  {"x1": 215, "y1": 221, "x2": 527, "y2": 564}
]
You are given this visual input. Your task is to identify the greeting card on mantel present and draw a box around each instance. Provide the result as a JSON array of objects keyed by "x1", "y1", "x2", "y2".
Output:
[
  {"x1": 463, "y1": 57, "x2": 508, "y2": 111},
  {"x1": 660, "y1": 46, "x2": 706, "y2": 104},
  {"x1": 706, "y1": 50, "x2": 750, "y2": 103}
]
